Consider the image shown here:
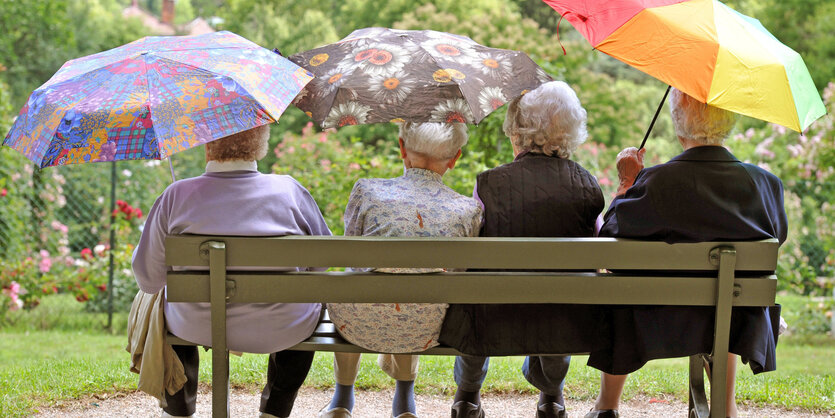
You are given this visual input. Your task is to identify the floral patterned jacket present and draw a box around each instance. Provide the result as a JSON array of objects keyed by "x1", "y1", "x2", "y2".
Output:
[{"x1": 328, "y1": 168, "x2": 483, "y2": 352}]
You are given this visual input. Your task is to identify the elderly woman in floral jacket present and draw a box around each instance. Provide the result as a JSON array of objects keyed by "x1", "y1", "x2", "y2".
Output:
[{"x1": 321, "y1": 122, "x2": 483, "y2": 418}]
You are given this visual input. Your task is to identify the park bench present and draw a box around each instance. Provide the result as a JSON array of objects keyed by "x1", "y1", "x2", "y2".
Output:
[{"x1": 164, "y1": 235, "x2": 779, "y2": 418}]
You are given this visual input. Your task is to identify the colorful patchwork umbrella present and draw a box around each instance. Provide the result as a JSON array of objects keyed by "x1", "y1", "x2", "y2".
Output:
[
  {"x1": 289, "y1": 27, "x2": 552, "y2": 128},
  {"x1": 543, "y1": 0, "x2": 826, "y2": 134},
  {"x1": 3, "y1": 31, "x2": 313, "y2": 168}
]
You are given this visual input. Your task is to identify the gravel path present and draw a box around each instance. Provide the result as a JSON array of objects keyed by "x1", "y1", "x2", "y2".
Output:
[{"x1": 33, "y1": 385, "x2": 832, "y2": 417}]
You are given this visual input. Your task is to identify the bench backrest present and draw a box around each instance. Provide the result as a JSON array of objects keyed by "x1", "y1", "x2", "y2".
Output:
[{"x1": 164, "y1": 236, "x2": 779, "y2": 307}]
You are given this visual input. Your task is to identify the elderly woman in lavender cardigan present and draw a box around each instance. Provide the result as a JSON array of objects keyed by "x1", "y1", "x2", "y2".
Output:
[{"x1": 132, "y1": 124, "x2": 331, "y2": 418}]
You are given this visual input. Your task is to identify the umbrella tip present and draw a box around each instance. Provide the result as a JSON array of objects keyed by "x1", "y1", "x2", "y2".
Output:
[{"x1": 272, "y1": 48, "x2": 284, "y2": 57}]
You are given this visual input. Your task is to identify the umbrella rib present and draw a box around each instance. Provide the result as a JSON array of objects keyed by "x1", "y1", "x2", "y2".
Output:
[
  {"x1": 421, "y1": 48, "x2": 480, "y2": 125},
  {"x1": 140, "y1": 54, "x2": 168, "y2": 160},
  {"x1": 147, "y1": 53, "x2": 283, "y2": 123}
]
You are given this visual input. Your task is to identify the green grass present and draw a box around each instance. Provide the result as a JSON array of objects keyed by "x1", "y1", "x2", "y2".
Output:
[{"x1": 1, "y1": 295, "x2": 834, "y2": 417}]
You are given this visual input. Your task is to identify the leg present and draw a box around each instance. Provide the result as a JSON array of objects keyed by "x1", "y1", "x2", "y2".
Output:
[
  {"x1": 522, "y1": 356, "x2": 569, "y2": 417},
  {"x1": 259, "y1": 350, "x2": 315, "y2": 417},
  {"x1": 163, "y1": 344, "x2": 198, "y2": 417},
  {"x1": 378, "y1": 354, "x2": 419, "y2": 416},
  {"x1": 591, "y1": 372, "x2": 627, "y2": 412},
  {"x1": 327, "y1": 352, "x2": 361, "y2": 412},
  {"x1": 702, "y1": 353, "x2": 740, "y2": 418},
  {"x1": 725, "y1": 353, "x2": 738, "y2": 418},
  {"x1": 453, "y1": 355, "x2": 490, "y2": 405}
]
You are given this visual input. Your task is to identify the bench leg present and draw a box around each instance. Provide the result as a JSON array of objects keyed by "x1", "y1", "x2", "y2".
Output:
[
  {"x1": 208, "y1": 241, "x2": 230, "y2": 418},
  {"x1": 688, "y1": 355, "x2": 710, "y2": 418},
  {"x1": 709, "y1": 247, "x2": 737, "y2": 418},
  {"x1": 212, "y1": 348, "x2": 230, "y2": 418}
]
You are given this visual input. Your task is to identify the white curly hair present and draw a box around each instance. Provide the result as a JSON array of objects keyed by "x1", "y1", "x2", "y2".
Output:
[
  {"x1": 399, "y1": 122, "x2": 468, "y2": 161},
  {"x1": 502, "y1": 80, "x2": 587, "y2": 159},
  {"x1": 669, "y1": 88, "x2": 738, "y2": 145}
]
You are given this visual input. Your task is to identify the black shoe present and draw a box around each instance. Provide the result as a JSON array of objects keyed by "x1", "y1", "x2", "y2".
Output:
[
  {"x1": 583, "y1": 410, "x2": 618, "y2": 418},
  {"x1": 536, "y1": 402, "x2": 567, "y2": 418},
  {"x1": 451, "y1": 401, "x2": 484, "y2": 418}
]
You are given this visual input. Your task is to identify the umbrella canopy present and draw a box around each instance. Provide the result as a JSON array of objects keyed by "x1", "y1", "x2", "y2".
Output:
[
  {"x1": 289, "y1": 27, "x2": 552, "y2": 128},
  {"x1": 3, "y1": 31, "x2": 313, "y2": 168},
  {"x1": 543, "y1": 0, "x2": 826, "y2": 132}
]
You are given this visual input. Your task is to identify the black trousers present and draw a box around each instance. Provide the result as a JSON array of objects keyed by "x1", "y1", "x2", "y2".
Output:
[{"x1": 164, "y1": 345, "x2": 315, "y2": 417}]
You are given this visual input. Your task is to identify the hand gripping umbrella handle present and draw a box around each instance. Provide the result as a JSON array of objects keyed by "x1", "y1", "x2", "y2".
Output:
[{"x1": 639, "y1": 85, "x2": 671, "y2": 150}]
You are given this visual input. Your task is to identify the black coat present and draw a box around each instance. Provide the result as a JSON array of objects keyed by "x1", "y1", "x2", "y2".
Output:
[
  {"x1": 591, "y1": 145, "x2": 788, "y2": 375},
  {"x1": 439, "y1": 152, "x2": 608, "y2": 356}
]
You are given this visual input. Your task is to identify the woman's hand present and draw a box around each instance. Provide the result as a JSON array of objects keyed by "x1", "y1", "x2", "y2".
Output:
[{"x1": 615, "y1": 147, "x2": 645, "y2": 196}]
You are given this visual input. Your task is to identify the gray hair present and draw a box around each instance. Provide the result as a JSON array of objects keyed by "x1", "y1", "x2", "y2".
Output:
[
  {"x1": 399, "y1": 122, "x2": 468, "y2": 160},
  {"x1": 206, "y1": 124, "x2": 270, "y2": 162},
  {"x1": 503, "y1": 81, "x2": 587, "y2": 159},
  {"x1": 669, "y1": 88, "x2": 737, "y2": 145}
]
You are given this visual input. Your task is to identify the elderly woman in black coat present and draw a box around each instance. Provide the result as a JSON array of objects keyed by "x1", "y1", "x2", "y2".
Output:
[
  {"x1": 442, "y1": 80, "x2": 605, "y2": 418},
  {"x1": 585, "y1": 88, "x2": 788, "y2": 418}
]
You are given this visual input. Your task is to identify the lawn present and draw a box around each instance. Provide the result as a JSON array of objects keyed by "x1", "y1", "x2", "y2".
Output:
[{"x1": 0, "y1": 294, "x2": 833, "y2": 417}]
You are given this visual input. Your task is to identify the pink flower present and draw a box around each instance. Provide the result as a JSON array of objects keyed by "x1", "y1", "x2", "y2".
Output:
[
  {"x1": 598, "y1": 176, "x2": 612, "y2": 186},
  {"x1": 318, "y1": 133, "x2": 328, "y2": 143},
  {"x1": 2, "y1": 282, "x2": 22, "y2": 311},
  {"x1": 348, "y1": 162, "x2": 361, "y2": 171},
  {"x1": 39, "y1": 258, "x2": 52, "y2": 273},
  {"x1": 51, "y1": 220, "x2": 68, "y2": 234},
  {"x1": 80, "y1": 248, "x2": 93, "y2": 260},
  {"x1": 302, "y1": 121, "x2": 314, "y2": 136},
  {"x1": 0, "y1": 188, "x2": 6, "y2": 197}
]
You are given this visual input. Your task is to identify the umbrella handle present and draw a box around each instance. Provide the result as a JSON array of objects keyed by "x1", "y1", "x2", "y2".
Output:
[
  {"x1": 639, "y1": 85, "x2": 671, "y2": 150},
  {"x1": 168, "y1": 157, "x2": 176, "y2": 182}
]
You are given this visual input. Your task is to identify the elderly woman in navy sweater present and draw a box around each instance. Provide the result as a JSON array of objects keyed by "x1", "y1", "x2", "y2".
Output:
[{"x1": 442, "y1": 81, "x2": 605, "y2": 418}]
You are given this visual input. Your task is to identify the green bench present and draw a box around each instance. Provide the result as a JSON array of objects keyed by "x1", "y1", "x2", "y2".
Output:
[{"x1": 164, "y1": 235, "x2": 780, "y2": 418}]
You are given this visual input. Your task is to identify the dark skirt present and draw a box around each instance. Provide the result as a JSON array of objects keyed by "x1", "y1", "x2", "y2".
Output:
[
  {"x1": 438, "y1": 303, "x2": 611, "y2": 356},
  {"x1": 439, "y1": 303, "x2": 780, "y2": 376},
  {"x1": 586, "y1": 305, "x2": 780, "y2": 375}
]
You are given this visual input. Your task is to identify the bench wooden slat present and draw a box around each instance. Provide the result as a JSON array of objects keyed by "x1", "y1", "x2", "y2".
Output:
[
  {"x1": 166, "y1": 271, "x2": 777, "y2": 307},
  {"x1": 165, "y1": 236, "x2": 779, "y2": 271}
]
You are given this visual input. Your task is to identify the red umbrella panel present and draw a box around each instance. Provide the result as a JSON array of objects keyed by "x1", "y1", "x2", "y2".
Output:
[{"x1": 289, "y1": 28, "x2": 552, "y2": 128}]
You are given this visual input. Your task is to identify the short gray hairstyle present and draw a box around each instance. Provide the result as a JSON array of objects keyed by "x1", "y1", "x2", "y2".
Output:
[
  {"x1": 206, "y1": 124, "x2": 270, "y2": 162},
  {"x1": 399, "y1": 122, "x2": 468, "y2": 160},
  {"x1": 503, "y1": 81, "x2": 587, "y2": 159},
  {"x1": 669, "y1": 88, "x2": 737, "y2": 145}
]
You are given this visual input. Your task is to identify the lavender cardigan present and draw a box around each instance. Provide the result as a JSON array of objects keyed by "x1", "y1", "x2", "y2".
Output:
[{"x1": 132, "y1": 161, "x2": 331, "y2": 353}]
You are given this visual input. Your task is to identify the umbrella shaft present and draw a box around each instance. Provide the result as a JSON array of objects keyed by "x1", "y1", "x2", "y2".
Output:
[{"x1": 640, "y1": 85, "x2": 671, "y2": 150}]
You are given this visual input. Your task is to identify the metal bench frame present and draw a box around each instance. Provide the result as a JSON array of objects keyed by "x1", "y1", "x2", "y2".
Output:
[{"x1": 164, "y1": 235, "x2": 779, "y2": 418}]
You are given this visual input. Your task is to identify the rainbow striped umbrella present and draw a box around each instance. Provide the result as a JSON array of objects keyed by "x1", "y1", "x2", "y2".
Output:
[{"x1": 543, "y1": 0, "x2": 826, "y2": 132}]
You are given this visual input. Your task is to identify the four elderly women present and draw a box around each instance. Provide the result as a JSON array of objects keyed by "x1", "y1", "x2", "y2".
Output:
[{"x1": 133, "y1": 79, "x2": 786, "y2": 418}]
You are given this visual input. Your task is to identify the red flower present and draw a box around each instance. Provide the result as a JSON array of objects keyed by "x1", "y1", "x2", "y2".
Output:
[
  {"x1": 97, "y1": 284, "x2": 107, "y2": 292},
  {"x1": 80, "y1": 248, "x2": 93, "y2": 260},
  {"x1": 0, "y1": 188, "x2": 7, "y2": 197},
  {"x1": 116, "y1": 200, "x2": 126, "y2": 208},
  {"x1": 134, "y1": 208, "x2": 143, "y2": 219}
]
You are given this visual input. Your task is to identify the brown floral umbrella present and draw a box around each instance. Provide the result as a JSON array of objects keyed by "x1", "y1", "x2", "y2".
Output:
[{"x1": 288, "y1": 27, "x2": 552, "y2": 128}]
